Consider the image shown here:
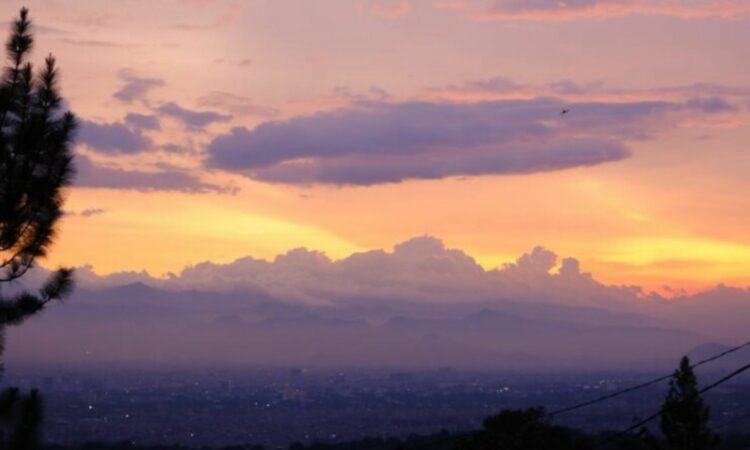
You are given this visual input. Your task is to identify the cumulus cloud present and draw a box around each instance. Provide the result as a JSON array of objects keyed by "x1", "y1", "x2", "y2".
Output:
[
  {"x1": 113, "y1": 69, "x2": 165, "y2": 103},
  {"x1": 74, "y1": 155, "x2": 234, "y2": 194},
  {"x1": 22, "y1": 236, "x2": 750, "y2": 343},
  {"x1": 205, "y1": 96, "x2": 720, "y2": 185},
  {"x1": 91, "y1": 236, "x2": 636, "y2": 310},
  {"x1": 439, "y1": 0, "x2": 750, "y2": 21},
  {"x1": 156, "y1": 102, "x2": 232, "y2": 128},
  {"x1": 18, "y1": 238, "x2": 750, "y2": 368},
  {"x1": 78, "y1": 119, "x2": 152, "y2": 154}
]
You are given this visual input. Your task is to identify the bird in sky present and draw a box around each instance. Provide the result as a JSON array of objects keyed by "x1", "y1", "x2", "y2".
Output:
[{"x1": 560, "y1": 108, "x2": 570, "y2": 115}]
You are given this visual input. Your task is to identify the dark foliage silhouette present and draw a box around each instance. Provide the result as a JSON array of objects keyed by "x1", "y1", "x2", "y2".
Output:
[
  {"x1": 660, "y1": 356, "x2": 720, "y2": 450},
  {"x1": 456, "y1": 408, "x2": 591, "y2": 450},
  {"x1": 0, "y1": 7, "x2": 77, "y2": 449}
]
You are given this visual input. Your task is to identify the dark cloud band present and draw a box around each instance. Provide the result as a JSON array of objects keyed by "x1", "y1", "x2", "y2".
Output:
[{"x1": 205, "y1": 98, "x2": 693, "y2": 185}]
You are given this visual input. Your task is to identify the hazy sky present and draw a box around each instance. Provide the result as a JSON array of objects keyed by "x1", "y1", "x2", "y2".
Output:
[{"x1": 4, "y1": 0, "x2": 750, "y2": 293}]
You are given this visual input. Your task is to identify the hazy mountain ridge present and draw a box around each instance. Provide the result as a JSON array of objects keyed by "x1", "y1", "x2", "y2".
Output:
[
  {"x1": 5, "y1": 281, "x2": 715, "y2": 372},
  {"x1": 9, "y1": 237, "x2": 748, "y2": 371}
]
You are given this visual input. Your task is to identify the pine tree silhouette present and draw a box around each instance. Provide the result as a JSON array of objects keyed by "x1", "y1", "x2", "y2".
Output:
[
  {"x1": 660, "y1": 356, "x2": 720, "y2": 450},
  {"x1": 0, "y1": 7, "x2": 77, "y2": 449}
]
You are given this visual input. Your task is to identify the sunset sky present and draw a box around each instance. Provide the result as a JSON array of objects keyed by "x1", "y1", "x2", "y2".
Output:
[{"x1": 4, "y1": 0, "x2": 750, "y2": 293}]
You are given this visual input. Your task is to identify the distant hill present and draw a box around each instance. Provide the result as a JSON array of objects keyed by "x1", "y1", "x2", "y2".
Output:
[
  {"x1": 685, "y1": 342, "x2": 750, "y2": 372},
  {"x1": 4, "y1": 283, "x2": 710, "y2": 372}
]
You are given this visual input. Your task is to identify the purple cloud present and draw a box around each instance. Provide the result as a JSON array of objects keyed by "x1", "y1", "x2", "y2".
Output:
[
  {"x1": 114, "y1": 70, "x2": 165, "y2": 103},
  {"x1": 446, "y1": 0, "x2": 750, "y2": 20},
  {"x1": 204, "y1": 98, "x2": 695, "y2": 185},
  {"x1": 125, "y1": 113, "x2": 161, "y2": 130},
  {"x1": 156, "y1": 102, "x2": 232, "y2": 128},
  {"x1": 78, "y1": 119, "x2": 151, "y2": 154},
  {"x1": 685, "y1": 97, "x2": 737, "y2": 114},
  {"x1": 74, "y1": 155, "x2": 234, "y2": 194},
  {"x1": 435, "y1": 77, "x2": 750, "y2": 103},
  {"x1": 252, "y1": 140, "x2": 629, "y2": 185}
]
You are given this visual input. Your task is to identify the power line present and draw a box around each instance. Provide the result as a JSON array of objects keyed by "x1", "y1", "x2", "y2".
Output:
[
  {"x1": 549, "y1": 339, "x2": 750, "y2": 417},
  {"x1": 593, "y1": 363, "x2": 750, "y2": 449}
]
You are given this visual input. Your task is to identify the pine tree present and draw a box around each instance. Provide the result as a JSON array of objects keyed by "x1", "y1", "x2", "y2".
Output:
[
  {"x1": 660, "y1": 356, "x2": 719, "y2": 450},
  {"x1": 0, "y1": 8, "x2": 77, "y2": 449}
]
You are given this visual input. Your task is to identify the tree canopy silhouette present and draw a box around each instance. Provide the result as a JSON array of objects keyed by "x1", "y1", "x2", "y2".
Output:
[
  {"x1": 0, "y1": 6, "x2": 76, "y2": 329},
  {"x1": 457, "y1": 408, "x2": 591, "y2": 450},
  {"x1": 0, "y1": 7, "x2": 77, "y2": 449},
  {"x1": 660, "y1": 356, "x2": 720, "y2": 450}
]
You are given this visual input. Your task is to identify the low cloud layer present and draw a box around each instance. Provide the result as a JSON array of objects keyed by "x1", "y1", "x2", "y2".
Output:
[
  {"x1": 206, "y1": 97, "x2": 723, "y2": 185},
  {"x1": 60, "y1": 236, "x2": 641, "y2": 309},
  {"x1": 24, "y1": 236, "x2": 750, "y2": 343}
]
